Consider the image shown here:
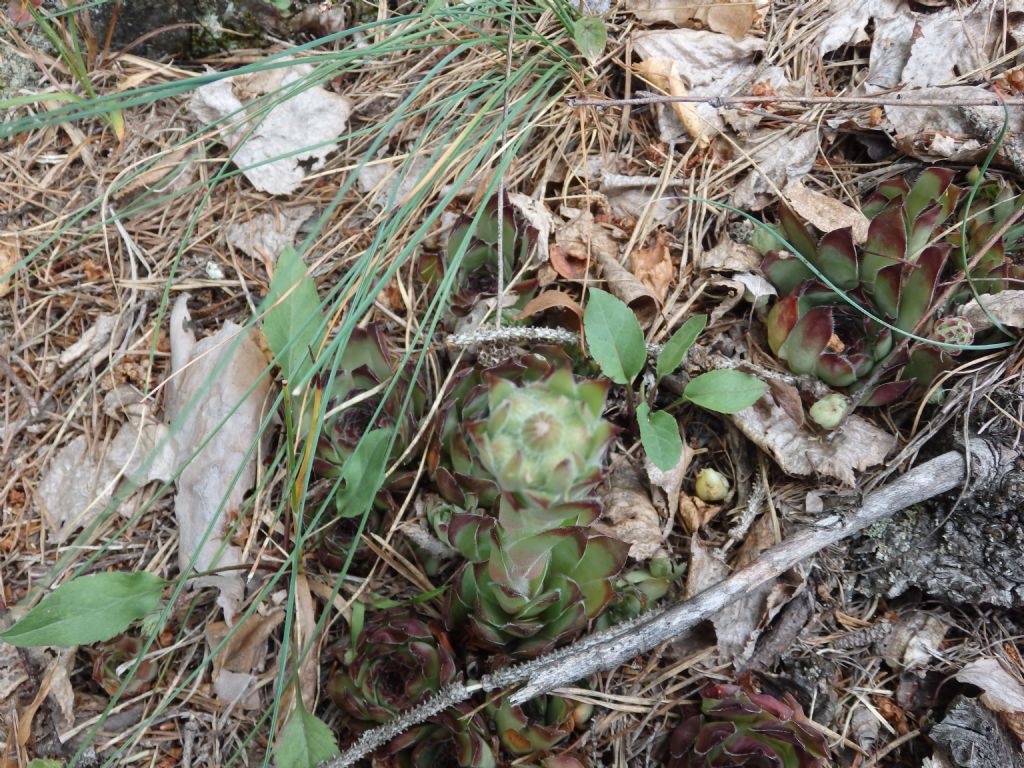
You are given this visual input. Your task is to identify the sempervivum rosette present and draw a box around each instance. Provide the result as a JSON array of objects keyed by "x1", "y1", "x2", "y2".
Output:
[
  {"x1": 668, "y1": 683, "x2": 831, "y2": 768},
  {"x1": 327, "y1": 608, "x2": 457, "y2": 725},
  {"x1": 431, "y1": 350, "x2": 614, "y2": 514}
]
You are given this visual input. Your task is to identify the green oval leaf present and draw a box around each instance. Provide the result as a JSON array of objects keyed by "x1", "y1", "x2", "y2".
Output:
[
  {"x1": 583, "y1": 288, "x2": 645, "y2": 385},
  {"x1": 656, "y1": 314, "x2": 707, "y2": 380},
  {"x1": 0, "y1": 572, "x2": 165, "y2": 648},
  {"x1": 335, "y1": 428, "x2": 391, "y2": 518},
  {"x1": 636, "y1": 403, "x2": 683, "y2": 471},
  {"x1": 682, "y1": 370, "x2": 767, "y2": 414},
  {"x1": 573, "y1": 16, "x2": 607, "y2": 63},
  {"x1": 262, "y1": 245, "x2": 326, "y2": 390},
  {"x1": 275, "y1": 701, "x2": 340, "y2": 768}
]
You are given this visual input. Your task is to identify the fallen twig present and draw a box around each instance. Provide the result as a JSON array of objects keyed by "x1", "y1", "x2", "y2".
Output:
[
  {"x1": 324, "y1": 436, "x2": 1017, "y2": 767},
  {"x1": 567, "y1": 92, "x2": 1024, "y2": 109}
]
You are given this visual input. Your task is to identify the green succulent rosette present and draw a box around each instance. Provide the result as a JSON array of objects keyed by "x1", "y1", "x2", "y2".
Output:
[
  {"x1": 432, "y1": 350, "x2": 614, "y2": 512},
  {"x1": 327, "y1": 609, "x2": 457, "y2": 725},
  {"x1": 312, "y1": 325, "x2": 426, "y2": 483},
  {"x1": 668, "y1": 683, "x2": 831, "y2": 768},
  {"x1": 372, "y1": 703, "x2": 496, "y2": 768},
  {"x1": 91, "y1": 635, "x2": 157, "y2": 697},
  {"x1": 760, "y1": 168, "x2": 1024, "y2": 402},
  {"x1": 488, "y1": 693, "x2": 592, "y2": 756},
  {"x1": 446, "y1": 523, "x2": 628, "y2": 657}
]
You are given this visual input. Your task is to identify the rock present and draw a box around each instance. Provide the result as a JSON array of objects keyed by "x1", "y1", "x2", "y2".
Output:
[{"x1": 87, "y1": 0, "x2": 279, "y2": 59}]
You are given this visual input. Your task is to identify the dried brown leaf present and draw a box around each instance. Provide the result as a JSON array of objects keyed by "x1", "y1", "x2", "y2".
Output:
[
  {"x1": 632, "y1": 58, "x2": 708, "y2": 148},
  {"x1": 167, "y1": 294, "x2": 273, "y2": 622},
  {"x1": 225, "y1": 206, "x2": 315, "y2": 266},
  {"x1": 699, "y1": 238, "x2": 761, "y2": 273},
  {"x1": 551, "y1": 208, "x2": 619, "y2": 280},
  {"x1": 207, "y1": 611, "x2": 284, "y2": 708},
  {"x1": 188, "y1": 62, "x2": 352, "y2": 195},
  {"x1": 955, "y1": 658, "x2": 1024, "y2": 721},
  {"x1": 784, "y1": 179, "x2": 870, "y2": 243},
  {"x1": 685, "y1": 535, "x2": 729, "y2": 598},
  {"x1": 629, "y1": 232, "x2": 674, "y2": 304},
  {"x1": 596, "y1": 463, "x2": 668, "y2": 560},
  {"x1": 517, "y1": 289, "x2": 583, "y2": 331},
  {"x1": 705, "y1": 3, "x2": 758, "y2": 41},
  {"x1": 728, "y1": 392, "x2": 895, "y2": 485},
  {"x1": 712, "y1": 513, "x2": 778, "y2": 662},
  {"x1": 678, "y1": 494, "x2": 723, "y2": 534}
]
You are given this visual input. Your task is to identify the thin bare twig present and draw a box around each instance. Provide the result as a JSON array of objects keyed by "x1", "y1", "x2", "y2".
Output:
[{"x1": 566, "y1": 92, "x2": 1024, "y2": 109}]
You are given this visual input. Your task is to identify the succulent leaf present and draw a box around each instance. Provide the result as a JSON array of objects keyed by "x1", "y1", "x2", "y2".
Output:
[
  {"x1": 327, "y1": 609, "x2": 457, "y2": 725},
  {"x1": 433, "y1": 351, "x2": 614, "y2": 512},
  {"x1": 668, "y1": 683, "x2": 831, "y2": 768},
  {"x1": 447, "y1": 527, "x2": 628, "y2": 657},
  {"x1": 488, "y1": 693, "x2": 591, "y2": 756},
  {"x1": 374, "y1": 704, "x2": 496, "y2": 768},
  {"x1": 91, "y1": 635, "x2": 157, "y2": 697},
  {"x1": 760, "y1": 169, "x2": 1021, "y2": 403},
  {"x1": 815, "y1": 228, "x2": 858, "y2": 290}
]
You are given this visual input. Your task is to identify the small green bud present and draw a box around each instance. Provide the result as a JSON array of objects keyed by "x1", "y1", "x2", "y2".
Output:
[
  {"x1": 695, "y1": 468, "x2": 730, "y2": 502},
  {"x1": 809, "y1": 393, "x2": 849, "y2": 430}
]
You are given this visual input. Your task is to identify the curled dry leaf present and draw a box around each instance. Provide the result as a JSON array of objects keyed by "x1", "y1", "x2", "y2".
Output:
[
  {"x1": 550, "y1": 207, "x2": 619, "y2": 280},
  {"x1": 632, "y1": 29, "x2": 770, "y2": 143},
  {"x1": 600, "y1": 173, "x2": 682, "y2": 227},
  {"x1": 882, "y1": 612, "x2": 949, "y2": 672},
  {"x1": 684, "y1": 535, "x2": 729, "y2": 598},
  {"x1": 207, "y1": 610, "x2": 284, "y2": 709},
  {"x1": 705, "y1": 2, "x2": 759, "y2": 41},
  {"x1": 168, "y1": 294, "x2": 273, "y2": 622},
  {"x1": 516, "y1": 289, "x2": 583, "y2": 331},
  {"x1": 784, "y1": 179, "x2": 869, "y2": 243},
  {"x1": 593, "y1": 248, "x2": 659, "y2": 327},
  {"x1": 730, "y1": 129, "x2": 819, "y2": 211},
  {"x1": 678, "y1": 494, "x2": 722, "y2": 534},
  {"x1": 630, "y1": 231, "x2": 674, "y2": 304},
  {"x1": 508, "y1": 192, "x2": 553, "y2": 262},
  {"x1": 699, "y1": 238, "x2": 761, "y2": 273},
  {"x1": 631, "y1": 57, "x2": 707, "y2": 148},
  {"x1": 644, "y1": 436, "x2": 694, "y2": 522},
  {"x1": 728, "y1": 389, "x2": 895, "y2": 485},
  {"x1": 624, "y1": 0, "x2": 762, "y2": 41},
  {"x1": 955, "y1": 658, "x2": 1024, "y2": 742},
  {"x1": 595, "y1": 463, "x2": 668, "y2": 560}
]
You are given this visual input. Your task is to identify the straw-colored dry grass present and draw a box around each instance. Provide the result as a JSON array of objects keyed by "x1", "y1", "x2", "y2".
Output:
[{"x1": 2, "y1": 1, "x2": 1024, "y2": 767}]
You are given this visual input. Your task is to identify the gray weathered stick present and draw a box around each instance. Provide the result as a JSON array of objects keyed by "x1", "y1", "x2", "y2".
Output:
[{"x1": 325, "y1": 437, "x2": 1015, "y2": 767}]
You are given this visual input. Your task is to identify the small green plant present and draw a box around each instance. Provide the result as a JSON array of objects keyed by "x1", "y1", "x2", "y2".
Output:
[
  {"x1": 327, "y1": 608, "x2": 458, "y2": 724},
  {"x1": 447, "y1": 196, "x2": 538, "y2": 317},
  {"x1": 583, "y1": 288, "x2": 766, "y2": 470},
  {"x1": 0, "y1": 572, "x2": 165, "y2": 648},
  {"x1": 758, "y1": 168, "x2": 1023, "y2": 404},
  {"x1": 488, "y1": 693, "x2": 592, "y2": 755},
  {"x1": 668, "y1": 683, "x2": 832, "y2": 768}
]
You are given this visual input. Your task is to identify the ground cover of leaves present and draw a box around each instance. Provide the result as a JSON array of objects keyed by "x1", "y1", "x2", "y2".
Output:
[{"x1": 2, "y1": 1, "x2": 1024, "y2": 767}]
